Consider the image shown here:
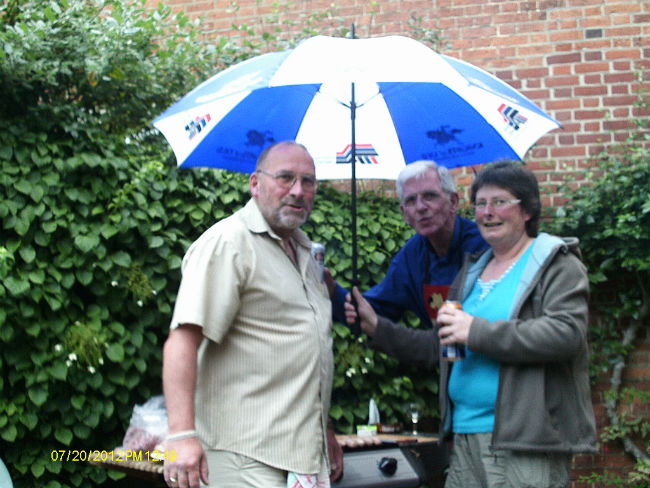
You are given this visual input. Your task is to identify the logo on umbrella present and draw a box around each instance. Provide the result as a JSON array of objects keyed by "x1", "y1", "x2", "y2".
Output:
[
  {"x1": 426, "y1": 126, "x2": 463, "y2": 145},
  {"x1": 336, "y1": 144, "x2": 379, "y2": 165},
  {"x1": 498, "y1": 104, "x2": 528, "y2": 130},
  {"x1": 185, "y1": 114, "x2": 211, "y2": 140},
  {"x1": 245, "y1": 129, "x2": 275, "y2": 148}
]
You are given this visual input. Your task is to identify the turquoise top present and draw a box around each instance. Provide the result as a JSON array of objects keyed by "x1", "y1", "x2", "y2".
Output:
[{"x1": 448, "y1": 244, "x2": 533, "y2": 433}]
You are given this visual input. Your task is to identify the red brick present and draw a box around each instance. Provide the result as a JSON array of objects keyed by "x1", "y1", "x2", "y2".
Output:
[{"x1": 548, "y1": 52, "x2": 583, "y2": 64}]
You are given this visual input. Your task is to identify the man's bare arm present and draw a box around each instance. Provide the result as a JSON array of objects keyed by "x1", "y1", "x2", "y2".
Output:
[{"x1": 162, "y1": 324, "x2": 208, "y2": 488}]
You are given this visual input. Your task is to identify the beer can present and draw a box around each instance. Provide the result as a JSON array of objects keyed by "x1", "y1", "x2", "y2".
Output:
[
  {"x1": 311, "y1": 242, "x2": 325, "y2": 281},
  {"x1": 441, "y1": 300, "x2": 466, "y2": 362}
]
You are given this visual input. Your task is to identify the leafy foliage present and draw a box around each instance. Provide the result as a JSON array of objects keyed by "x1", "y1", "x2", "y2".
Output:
[
  {"x1": 545, "y1": 91, "x2": 650, "y2": 486},
  {"x1": 545, "y1": 94, "x2": 650, "y2": 380},
  {"x1": 0, "y1": 1, "x2": 439, "y2": 486}
]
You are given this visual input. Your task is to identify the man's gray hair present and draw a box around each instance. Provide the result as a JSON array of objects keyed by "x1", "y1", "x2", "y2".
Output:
[
  {"x1": 255, "y1": 141, "x2": 310, "y2": 170},
  {"x1": 396, "y1": 160, "x2": 457, "y2": 201}
]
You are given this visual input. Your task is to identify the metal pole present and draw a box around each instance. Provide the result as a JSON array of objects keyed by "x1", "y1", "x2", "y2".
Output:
[{"x1": 349, "y1": 23, "x2": 361, "y2": 335}]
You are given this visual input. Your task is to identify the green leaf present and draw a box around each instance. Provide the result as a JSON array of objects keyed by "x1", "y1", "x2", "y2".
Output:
[
  {"x1": 0, "y1": 424, "x2": 17, "y2": 442},
  {"x1": 73, "y1": 423, "x2": 91, "y2": 439},
  {"x1": 49, "y1": 361, "x2": 68, "y2": 381},
  {"x1": 54, "y1": 427, "x2": 73, "y2": 445},
  {"x1": 14, "y1": 179, "x2": 32, "y2": 195},
  {"x1": 74, "y1": 234, "x2": 100, "y2": 253},
  {"x1": 25, "y1": 322, "x2": 41, "y2": 336},
  {"x1": 106, "y1": 343, "x2": 125, "y2": 362},
  {"x1": 28, "y1": 386, "x2": 48, "y2": 407},
  {"x1": 20, "y1": 412, "x2": 38, "y2": 430},
  {"x1": 71, "y1": 395, "x2": 85, "y2": 410},
  {"x1": 28, "y1": 269, "x2": 46, "y2": 284},
  {"x1": 0, "y1": 145, "x2": 12, "y2": 160},
  {"x1": 149, "y1": 236, "x2": 164, "y2": 248},
  {"x1": 83, "y1": 411, "x2": 100, "y2": 428},
  {"x1": 19, "y1": 246, "x2": 36, "y2": 263},
  {"x1": 76, "y1": 269, "x2": 93, "y2": 285},
  {"x1": 5, "y1": 276, "x2": 30, "y2": 296},
  {"x1": 112, "y1": 251, "x2": 132, "y2": 267}
]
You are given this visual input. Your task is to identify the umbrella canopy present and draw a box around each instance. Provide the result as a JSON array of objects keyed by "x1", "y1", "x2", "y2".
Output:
[{"x1": 153, "y1": 35, "x2": 561, "y2": 180}]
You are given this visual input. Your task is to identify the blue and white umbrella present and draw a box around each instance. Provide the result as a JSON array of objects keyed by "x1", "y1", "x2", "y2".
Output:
[
  {"x1": 154, "y1": 34, "x2": 561, "y2": 285},
  {"x1": 153, "y1": 35, "x2": 561, "y2": 180}
]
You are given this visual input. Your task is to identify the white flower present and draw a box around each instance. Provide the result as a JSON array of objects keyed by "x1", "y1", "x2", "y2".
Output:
[
  {"x1": 88, "y1": 366, "x2": 96, "y2": 374},
  {"x1": 98, "y1": 357, "x2": 104, "y2": 365},
  {"x1": 68, "y1": 353, "x2": 78, "y2": 362},
  {"x1": 66, "y1": 360, "x2": 72, "y2": 367},
  {"x1": 364, "y1": 357, "x2": 371, "y2": 364},
  {"x1": 345, "y1": 367, "x2": 356, "y2": 378},
  {"x1": 54, "y1": 344, "x2": 63, "y2": 353},
  {"x1": 137, "y1": 300, "x2": 143, "y2": 307},
  {"x1": 361, "y1": 367, "x2": 368, "y2": 374},
  {"x1": 152, "y1": 290, "x2": 157, "y2": 296},
  {"x1": 111, "y1": 281, "x2": 118, "y2": 287}
]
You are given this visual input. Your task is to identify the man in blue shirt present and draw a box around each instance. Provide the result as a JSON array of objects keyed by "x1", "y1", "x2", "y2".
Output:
[{"x1": 329, "y1": 160, "x2": 487, "y2": 329}]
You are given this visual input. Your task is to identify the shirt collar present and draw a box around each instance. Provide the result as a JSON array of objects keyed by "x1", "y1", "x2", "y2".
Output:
[{"x1": 242, "y1": 198, "x2": 311, "y2": 250}]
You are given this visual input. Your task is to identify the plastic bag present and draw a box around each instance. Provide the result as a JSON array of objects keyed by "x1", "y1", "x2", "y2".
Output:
[{"x1": 119, "y1": 395, "x2": 168, "y2": 452}]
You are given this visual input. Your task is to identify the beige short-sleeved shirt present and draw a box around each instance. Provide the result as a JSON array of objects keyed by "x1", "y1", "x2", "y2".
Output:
[{"x1": 169, "y1": 199, "x2": 333, "y2": 474}]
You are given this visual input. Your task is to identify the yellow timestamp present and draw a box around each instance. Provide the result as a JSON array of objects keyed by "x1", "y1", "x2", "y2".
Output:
[{"x1": 50, "y1": 449, "x2": 177, "y2": 462}]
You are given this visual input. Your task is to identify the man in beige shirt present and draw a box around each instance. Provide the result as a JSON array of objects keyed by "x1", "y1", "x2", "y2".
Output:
[{"x1": 162, "y1": 141, "x2": 343, "y2": 488}]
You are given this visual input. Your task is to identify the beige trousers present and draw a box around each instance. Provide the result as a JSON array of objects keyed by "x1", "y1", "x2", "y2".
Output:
[{"x1": 204, "y1": 450, "x2": 287, "y2": 488}]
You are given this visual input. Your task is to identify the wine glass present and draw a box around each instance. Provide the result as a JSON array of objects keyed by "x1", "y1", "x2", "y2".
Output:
[{"x1": 408, "y1": 403, "x2": 421, "y2": 435}]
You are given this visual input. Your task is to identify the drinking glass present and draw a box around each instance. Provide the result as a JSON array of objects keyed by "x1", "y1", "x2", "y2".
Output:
[{"x1": 408, "y1": 403, "x2": 421, "y2": 435}]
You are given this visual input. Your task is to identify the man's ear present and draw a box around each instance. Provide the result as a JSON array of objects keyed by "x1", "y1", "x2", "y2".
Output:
[
  {"x1": 250, "y1": 171, "x2": 260, "y2": 198},
  {"x1": 449, "y1": 192, "x2": 459, "y2": 213},
  {"x1": 400, "y1": 203, "x2": 415, "y2": 229}
]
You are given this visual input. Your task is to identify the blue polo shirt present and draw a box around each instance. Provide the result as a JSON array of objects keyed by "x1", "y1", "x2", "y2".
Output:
[{"x1": 332, "y1": 216, "x2": 487, "y2": 328}]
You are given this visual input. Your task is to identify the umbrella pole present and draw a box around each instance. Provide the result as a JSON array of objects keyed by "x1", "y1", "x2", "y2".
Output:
[
  {"x1": 351, "y1": 81, "x2": 357, "y2": 286},
  {"x1": 348, "y1": 23, "x2": 361, "y2": 335},
  {"x1": 349, "y1": 81, "x2": 362, "y2": 336}
]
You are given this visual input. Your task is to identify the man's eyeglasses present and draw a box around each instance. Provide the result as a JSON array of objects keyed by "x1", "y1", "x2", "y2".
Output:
[
  {"x1": 472, "y1": 198, "x2": 521, "y2": 212},
  {"x1": 257, "y1": 170, "x2": 318, "y2": 192},
  {"x1": 402, "y1": 191, "x2": 442, "y2": 208}
]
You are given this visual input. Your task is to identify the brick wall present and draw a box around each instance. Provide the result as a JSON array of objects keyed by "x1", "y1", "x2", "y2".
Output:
[
  {"x1": 159, "y1": 0, "x2": 649, "y2": 204},
  {"x1": 150, "y1": 0, "x2": 650, "y2": 484}
]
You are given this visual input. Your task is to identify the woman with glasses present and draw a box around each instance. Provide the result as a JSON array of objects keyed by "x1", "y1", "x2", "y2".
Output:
[{"x1": 346, "y1": 160, "x2": 597, "y2": 488}]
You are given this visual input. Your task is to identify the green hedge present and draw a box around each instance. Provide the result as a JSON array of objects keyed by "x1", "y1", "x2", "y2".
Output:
[
  {"x1": 2, "y1": 1, "x2": 647, "y2": 487},
  {"x1": 0, "y1": 2, "x2": 437, "y2": 486}
]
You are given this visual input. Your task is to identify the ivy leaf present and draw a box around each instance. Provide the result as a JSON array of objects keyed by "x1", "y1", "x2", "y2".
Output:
[
  {"x1": 49, "y1": 361, "x2": 68, "y2": 381},
  {"x1": 19, "y1": 246, "x2": 36, "y2": 263},
  {"x1": 20, "y1": 412, "x2": 38, "y2": 430},
  {"x1": 54, "y1": 427, "x2": 73, "y2": 445},
  {"x1": 0, "y1": 424, "x2": 17, "y2": 442},
  {"x1": 28, "y1": 386, "x2": 48, "y2": 407},
  {"x1": 112, "y1": 251, "x2": 131, "y2": 267},
  {"x1": 4, "y1": 276, "x2": 30, "y2": 296},
  {"x1": 31, "y1": 460, "x2": 45, "y2": 478},
  {"x1": 74, "y1": 234, "x2": 100, "y2": 253},
  {"x1": 106, "y1": 343, "x2": 125, "y2": 362}
]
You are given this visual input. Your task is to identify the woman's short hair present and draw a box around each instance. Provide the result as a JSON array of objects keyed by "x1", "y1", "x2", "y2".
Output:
[
  {"x1": 470, "y1": 160, "x2": 541, "y2": 237},
  {"x1": 396, "y1": 160, "x2": 457, "y2": 201}
]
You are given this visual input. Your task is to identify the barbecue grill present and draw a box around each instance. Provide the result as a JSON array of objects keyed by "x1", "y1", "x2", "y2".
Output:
[{"x1": 89, "y1": 433, "x2": 448, "y2": 487}]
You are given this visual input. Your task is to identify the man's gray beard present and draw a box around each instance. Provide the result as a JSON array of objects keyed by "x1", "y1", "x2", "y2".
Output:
[{"x1": 274, "y1": 208, "x2": 308, "y2": 231}]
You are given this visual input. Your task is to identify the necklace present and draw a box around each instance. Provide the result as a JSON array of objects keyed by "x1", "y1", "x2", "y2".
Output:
[{"x1": 476, "y1": 259, "x2": 517, "y2": 300}]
